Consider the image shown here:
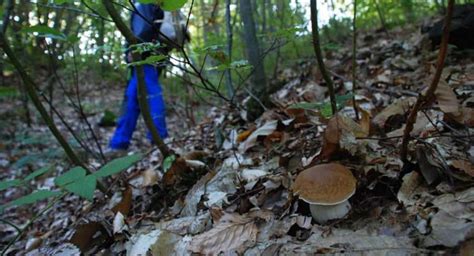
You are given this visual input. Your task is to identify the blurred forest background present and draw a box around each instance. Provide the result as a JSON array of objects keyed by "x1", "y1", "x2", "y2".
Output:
[{"x1": 0, "y1": 0, "x2": 461, "y2": 121}]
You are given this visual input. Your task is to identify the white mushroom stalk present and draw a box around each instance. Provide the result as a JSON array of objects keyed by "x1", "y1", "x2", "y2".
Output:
[{"x1": 309, "y1": 200, "x2": 351, "y2": 224}]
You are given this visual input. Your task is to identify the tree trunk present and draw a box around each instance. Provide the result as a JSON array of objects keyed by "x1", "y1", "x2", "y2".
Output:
[{"x1": 239, "y1": 0, "x2": 269, "y2": 120}]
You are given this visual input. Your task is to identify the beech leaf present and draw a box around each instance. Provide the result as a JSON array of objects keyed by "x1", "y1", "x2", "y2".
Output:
[{"x1": 188, "y1": 213, "x2": 258, "y2": 254}]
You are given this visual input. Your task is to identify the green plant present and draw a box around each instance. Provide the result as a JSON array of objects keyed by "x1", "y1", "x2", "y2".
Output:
[
  {"x1": 0, "y1": 153, "x2": 142, "y2": 212},
  {"x1": 0, "y1": 87, "x2": 19, "y2": 98},
  {"x1": 289, "y1": 93, "x2": 354, "y2": 118},
  {"x1": 0, "y1": 153, "x2": 143, "y2": 254}
]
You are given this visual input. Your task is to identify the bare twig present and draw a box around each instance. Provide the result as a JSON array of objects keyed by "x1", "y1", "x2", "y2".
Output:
[
  {"x1": 400, "y1": 0, "x2": 454, "y2": 162},
  {"x1": 71, "y1": 46, "x2": 106, "y2": 162},
  {"x1": 310, "y1": 0, "x2": 337, "y2": 114},
  {"x1": 352, "y1": 0, "x2": 359, "y2": 120}
]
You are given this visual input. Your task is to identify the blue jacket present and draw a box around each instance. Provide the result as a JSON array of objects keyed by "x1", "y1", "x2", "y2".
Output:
[{"x1": 131, "y1": 3, "x2": 164, "y2": 43}]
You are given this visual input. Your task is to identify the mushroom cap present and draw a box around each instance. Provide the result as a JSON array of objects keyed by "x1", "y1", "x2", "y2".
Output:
[{"x1": 292, "y1": 163, "x2": 356, "y2": 205}]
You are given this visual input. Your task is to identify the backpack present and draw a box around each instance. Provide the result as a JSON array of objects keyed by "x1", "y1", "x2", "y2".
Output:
[{"x1": 155, "y1": 11, "x2": 190, "y2": 48}]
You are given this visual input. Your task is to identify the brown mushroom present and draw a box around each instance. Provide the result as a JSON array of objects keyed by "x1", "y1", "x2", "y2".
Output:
[{"x1": 292, "y1": 163, "x2": 356, "y2": 224}]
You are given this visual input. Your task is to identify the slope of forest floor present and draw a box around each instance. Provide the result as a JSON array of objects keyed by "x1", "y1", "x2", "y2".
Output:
[{"x1": 1, "y1": 20, "x2": 474, "y2": 255}]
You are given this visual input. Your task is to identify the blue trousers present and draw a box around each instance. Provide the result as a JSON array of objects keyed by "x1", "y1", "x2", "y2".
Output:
[{"x1": 109, "y1": 65, "x2": 168, "y2": 149}]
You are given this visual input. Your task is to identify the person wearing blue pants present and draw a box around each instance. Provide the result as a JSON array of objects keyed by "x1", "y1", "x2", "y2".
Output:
[
  {"x1": 109, "y1": 3, "x2": 168, "y2": 150},
  {"x1": 109, "y1": 65, "x2": 168, "y2": 149}
]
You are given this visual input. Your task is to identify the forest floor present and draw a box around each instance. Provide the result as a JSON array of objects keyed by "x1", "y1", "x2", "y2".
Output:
[{"x1": 1, "y1": 20, "x2": 474, "y2": 255}]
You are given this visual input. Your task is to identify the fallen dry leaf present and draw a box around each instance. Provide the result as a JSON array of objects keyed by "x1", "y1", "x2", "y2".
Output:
[
  {"x1": 113, "y1": 212, "x2": 128, "y2": 234},
  {"x1": 451, "y1": 160, "x2": 474, "y2": 177},
  {"x1": 423, "y1": 187, "x2": 474, "y2": 247},
  {"x1": 126, "y1": 229, "x2": 183, "y2": 256},
  {"x1": 112, "y1": 185, "x2": 133, "y2": 216},
  {"x1": 321, "y1": 114, "x2": 368, "y2": 159},
  {"x1": 26, "y1": 243, "x2": 81, "y2": 256},
  {"x1": 460, "y1": 239, "x2": 474, "y2": 256},
  {"x1": 285, "y1": 108, "x2": 309, "y2": 124},
  {"x1": 435, "y1": 80, "x2": 462, "y2": 122},
  {"x1": 162, "y1": 157, "x2": 191, "y2": 187},
  {"x1": 188, "y1": 213, "x2": 258, "y2": 255},
  {"x1": 372, "y1": 98, "x2": 415, "y2": 127},
  {"x1": 25, "y1": 237, "x2": 43, "y2": 252},
  {"x1": 460, "y1": 107, "x2": 474, "y2": 127},
  {"x1": 237, "y1": 128, "x2": 256, "y2": 143},
  {"x1": 278, "y1": 227, "x2": 416, "y2": 255},
  {"x1": 397, "y1": 171, "x2": 423, "y2": 207},
  {"x1": 359, "y1": 108, "x2": 372, "y2": 135},
  {"x1": 263, "y1": 131, "x2": 285, "y2": 148},
  {"x1": 70, "y1": 222, "x2": 110, "y2": 253},
  {"x1": 239, "y1": 120, "x2": 278, "y2": 152},
  {"x1": 416, "y1": 143, "x2": 446, "y2": 185},
  {"x1": 141, "y1": 168, "x2": 159, "y2": 187}
]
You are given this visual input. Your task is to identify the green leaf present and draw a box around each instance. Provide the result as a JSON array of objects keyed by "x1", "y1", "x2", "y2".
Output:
[
  {"x1": 335, "y1": 93, "x2": 354, "y2": 106},
  {"x1": 93, "y1": 154, "x2": 142, "y2": 178},
  {"x1": 1, "y1": 190, "x2": 61, "y2": 211},
  {"x1": 195, "y1": 44, "x2": 225, "y2": 54},
  {"x1": 0, "y1": 179, "x2": 21, "y2": 191},
  {"x1": 136, "y1": 0, "x2": 156, "y2": 3},
  {"x1": 12, "y1": 154, "x2": 42, "y2": 169},
  {"x1": 157, "y1": 0, "x2": 188, "y2": 11},
  {"x1": 320, "y1": 103, "x2": 333, "y2": 118},
  {"x1": 0, "y1": 87, "x2": 19, "y2": 98},
  {"x1": 208, "y1": 60, "x2": 252, "y2": 71},
  {"x1": 229, "y1": 60, "x2": 252, "y2": 70},
  {"x1": 163, "y1": 154, "x2": 176, "y2": 173},
  {"x1": 64, "y1": 175, "x2": 96, "y2": 201},
  {"x1": 128, "y1": 55, "x2": 167, "y2": 67},
  {"x1": 82, "y1": 0, "x2": 109, "y2": 17},
  {"x1": 24, "y1": 166, "x2": 52, "y2": 182},
  {"x1": 67, "y1": 35, "x2": 80, "y2": 44},
  {"x1": 21, "y1": 25, "x2": 66, "y2": 40},
  {"x1": 54, "y1": 0, "x2": 71, "y2": 4},
  {"x1": 55, "y1": 167, "x2": 87, "y2": 187}
]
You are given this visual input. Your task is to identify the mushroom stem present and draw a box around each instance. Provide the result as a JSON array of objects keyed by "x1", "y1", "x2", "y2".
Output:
[{"x1": 309, "y1": 200, "x2": 351, "y2": 224}]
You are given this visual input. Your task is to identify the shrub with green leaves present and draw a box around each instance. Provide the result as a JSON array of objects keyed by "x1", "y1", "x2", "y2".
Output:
[{"x1": 0, "y1": 154, "x2": 142, "y2": 212}]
